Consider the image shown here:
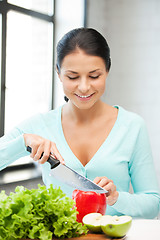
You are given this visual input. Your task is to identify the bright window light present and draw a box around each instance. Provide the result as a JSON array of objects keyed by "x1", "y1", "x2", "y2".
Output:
[
  {"x1": 5, "y1": 10, "x2": 53, "y2": 166},
  {"x1": 54, "y1": 0, "x2": 85, "y2": 108},
  {"x1": 8, "y1": 0, "x2": 53, "y2": 15},
  {"x1": 5, "y1": 11, "x2": 53, "y2": 133}
]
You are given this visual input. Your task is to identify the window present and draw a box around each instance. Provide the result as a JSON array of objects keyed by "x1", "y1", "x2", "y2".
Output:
[
  {"x1": 0, "y1": 0, "x2": 54, "y2": 183},
  {"x1": 8, "y1": 0, "x2": 53, "y2": 15},
  {"x1": 5, "y1": 11, "x2": 53, "y2": 132}
]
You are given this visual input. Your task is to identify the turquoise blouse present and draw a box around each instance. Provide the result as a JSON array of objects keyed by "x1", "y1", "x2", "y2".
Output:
[{"x1": 0, "y1": 105, "x2": 160, "y2": 218}]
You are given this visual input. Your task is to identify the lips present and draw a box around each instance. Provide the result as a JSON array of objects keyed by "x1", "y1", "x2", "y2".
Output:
[{"x1": 75, "y1": 93, "x2": 95, "y2": 101}]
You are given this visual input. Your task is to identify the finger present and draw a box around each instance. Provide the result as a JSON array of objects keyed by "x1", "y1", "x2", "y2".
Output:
[
  {"x1": 96, "y1": 177, "x2": 112, "y2": 188},
  {"x1": 39, "y1": 141, "x2": 51, "y2": 164},
  {"x1": 106, "y1": 191, "x2": 119, "y2": 206},
  {"x1": 51, "y1": 143, "x2": 65, "y2": 164},
  {"x1": 33, "y1": 144, "x2": 45, "y2": 161},
  {"x1": 93, "y1": 176, "x2": 109, "y2": 184},
  {"x1": 93, "y1": 177, "x2": 102, "y2": 184},
  {"x1": 106, "y1": 195, "x2": 116, "y2": 205},
  {"x1": 103, "y1": 181, "x2": 116, "y2": 192},
  {"x1": 30, "y1": 145, "x2": 39, "y2": 159}
]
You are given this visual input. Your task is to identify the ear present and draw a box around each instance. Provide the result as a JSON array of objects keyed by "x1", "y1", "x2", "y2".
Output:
[{"x1": 56, "y1": 64, "x2": 59, "y2": 75}]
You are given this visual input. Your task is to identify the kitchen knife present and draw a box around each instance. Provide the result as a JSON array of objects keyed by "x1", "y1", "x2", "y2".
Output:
[{"x1": 27, "y1": 146, "x2": 107, "y2": 194}]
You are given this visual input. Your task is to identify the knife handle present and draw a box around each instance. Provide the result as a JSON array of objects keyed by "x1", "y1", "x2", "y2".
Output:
[
  {"x1": 47, "y1": 156, "x2": 60, "y2": 169},
  {"x1": 26, "y1": 146, "x2": 60, "y2": 169}
]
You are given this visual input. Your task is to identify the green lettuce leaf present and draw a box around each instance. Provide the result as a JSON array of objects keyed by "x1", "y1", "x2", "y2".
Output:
[{"x1": 0, "y1": 184, "x2": 88, "y2": 240}]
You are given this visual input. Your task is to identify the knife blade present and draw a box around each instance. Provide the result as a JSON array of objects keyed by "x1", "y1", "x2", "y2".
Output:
[{"x1": 27, "y1": 146, "x2": 107, "y2": 194}]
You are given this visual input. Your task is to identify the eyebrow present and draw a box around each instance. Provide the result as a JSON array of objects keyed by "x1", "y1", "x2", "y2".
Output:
[
  {"x1": 65, "y1": 70, "x2": 78, "y2": 74},
  {"x1": 65, "y1": 69, "x2": 101, "y2": 74},
  {"x1": 89, "y1": 69, "x2": 101, "y2": 73}
]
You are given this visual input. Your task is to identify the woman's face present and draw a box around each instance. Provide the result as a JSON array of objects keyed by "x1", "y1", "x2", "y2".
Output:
[{"x1": 58, "y1": 49, "x2": 108, "y2": 110}]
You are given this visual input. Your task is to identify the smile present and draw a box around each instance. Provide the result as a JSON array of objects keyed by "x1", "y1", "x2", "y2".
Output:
[{"x1": 75, "y1": 93, "x2": 94, "y2": 98}]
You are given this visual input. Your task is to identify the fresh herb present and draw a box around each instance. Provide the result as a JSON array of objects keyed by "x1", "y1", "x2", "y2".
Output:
[{"x1": 0, "y1": 184, "x2": 88, "y2": 240}]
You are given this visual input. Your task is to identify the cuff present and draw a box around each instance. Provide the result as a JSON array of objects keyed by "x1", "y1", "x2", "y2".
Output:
[{"x1": 111, "y1": 192, "x2": 130, "y2": 214}]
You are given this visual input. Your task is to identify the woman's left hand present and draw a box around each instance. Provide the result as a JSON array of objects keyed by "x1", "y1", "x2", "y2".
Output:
[{"x1": 94, "y1": 176, "x2": 119, "y2": 206}]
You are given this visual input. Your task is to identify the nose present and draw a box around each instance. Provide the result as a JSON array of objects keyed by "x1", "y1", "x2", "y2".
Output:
[{"x1": 78, "y1": 77, "x2": 90, "y2": 93}]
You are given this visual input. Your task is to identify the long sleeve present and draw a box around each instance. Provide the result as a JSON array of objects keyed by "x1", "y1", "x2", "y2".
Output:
[
  {"x1": 0, "y1": 109, "x2": 59, "y2": 171},
  {"x1": 0, "y1": 127, "x2": 27, "y2": 170},
  {"x1": 112, "y1": 118, "x2": 160, "y2": 218},
  {"x1": 0, "y1": 113, "x2": 42, "y2": 170},
  {"x1": 112, "y1": 192, "x2": 159, "y2": 218}
]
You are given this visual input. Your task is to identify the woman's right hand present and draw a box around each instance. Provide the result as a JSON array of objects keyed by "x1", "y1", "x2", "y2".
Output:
[{"x1": 23, "y1": 133, "x2": 65, "y2": 164}]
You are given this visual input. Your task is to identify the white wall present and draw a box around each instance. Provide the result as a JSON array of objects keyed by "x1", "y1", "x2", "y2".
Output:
[{"x1": 87, "y1": 0, "x2": 160, "y2": 186}]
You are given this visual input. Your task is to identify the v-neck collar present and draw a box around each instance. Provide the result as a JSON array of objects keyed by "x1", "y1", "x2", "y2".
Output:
[{"x1": 58, "y1": 105, "x2": 121, "y2": 169}]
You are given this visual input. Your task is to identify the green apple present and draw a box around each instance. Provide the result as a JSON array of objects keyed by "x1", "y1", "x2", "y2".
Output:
[
  {"x1": 82, "y1": 213, "x2": 103, "y2": 233},
  {"x1": 101, "y1": 215, "x2": 132, "y2": 237},
  {"x1": 82, "y1": 213, "x2": 132, "y2": 237}
]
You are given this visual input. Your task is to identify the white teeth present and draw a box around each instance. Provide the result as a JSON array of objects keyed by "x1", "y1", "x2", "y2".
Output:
[{"x1": 77, "y1": 94, "x2": 92, "y2": 98}]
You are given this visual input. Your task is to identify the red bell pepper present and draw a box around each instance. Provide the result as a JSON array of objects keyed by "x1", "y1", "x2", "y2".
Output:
[{"x1": 72, "y1": 189, "x2": 107, "y2": 223}]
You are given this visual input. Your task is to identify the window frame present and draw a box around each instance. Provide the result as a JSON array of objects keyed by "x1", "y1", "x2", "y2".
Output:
[
  {"x1": 0, "y1": 0, "x2": 55, "y2": 184},
  {"x1": 0, "y1": 0, "x2": 55, "y2": 137}
]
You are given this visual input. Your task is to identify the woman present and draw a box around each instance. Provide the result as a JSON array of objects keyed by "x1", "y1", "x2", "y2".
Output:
[{"x1": 0, "y1": 28, "x2": 159, "y2": 218}]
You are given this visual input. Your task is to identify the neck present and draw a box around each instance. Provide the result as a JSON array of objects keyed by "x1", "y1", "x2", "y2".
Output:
[{"x1": 64, "y1": 100, "x2": 107, "y2": 124}]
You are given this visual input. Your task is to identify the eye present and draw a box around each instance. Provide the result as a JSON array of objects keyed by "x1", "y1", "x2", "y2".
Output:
[
  {"x1": 89, "y1": 75, "x2": 100, "y2": 79},
  {"x1": 68, "y1": 76, "x2": 79, "y2": 80}
]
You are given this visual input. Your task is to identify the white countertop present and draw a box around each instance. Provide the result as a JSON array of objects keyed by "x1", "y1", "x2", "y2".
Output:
[{"x1": 126, "y1": 219, "x2": 160, "y2": 240}]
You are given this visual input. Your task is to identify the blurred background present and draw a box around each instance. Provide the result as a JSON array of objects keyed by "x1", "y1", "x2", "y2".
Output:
[{"x1": 0, "y1": 0, "x2": 160, "y2": 193}]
